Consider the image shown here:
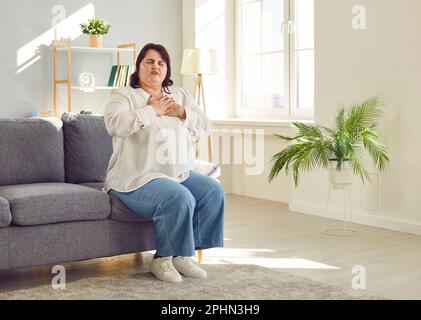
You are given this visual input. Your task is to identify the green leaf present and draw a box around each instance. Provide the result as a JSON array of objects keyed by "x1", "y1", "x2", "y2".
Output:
[{"x1": 80, "y1": 18, "x2": 111, "y2": 35}]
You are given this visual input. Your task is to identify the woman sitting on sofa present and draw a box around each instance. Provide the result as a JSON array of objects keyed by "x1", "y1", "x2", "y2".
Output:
[{"x1": 103, "y1": 43, "x2": 225, "y2": 283}]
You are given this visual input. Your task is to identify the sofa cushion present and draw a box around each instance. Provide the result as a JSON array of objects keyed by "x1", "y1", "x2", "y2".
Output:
[
  {"x1": 79, "y1": 162, "x2": 220, "y2": 224},
  {"x1": 105, "y1": 160, "x2": 222, "y2": 222},
  {"x1": 79, "y1": 182, "x2": 104, "y2": 191},
  {"x1": 79, "y1": 182, "x2": 149, "y2": 223},
  {"x1": 0, "y1": 118, "x2": 65, "y2": 186},
  {"x1": 0, "y1": 228, "x2": 9, "y2": 270},
  {"x1": 62, "y1": 113, "x2": 113, "y2": 183},
  {"x1": 0, "y1": 197, "x2": 12, "y2": 228},
  {"x1": 0, "y1": 183, "x2": 111, "y2": 226},
  {"x1": 109, "y1": 196, "x2": 151, "y2": 223}
]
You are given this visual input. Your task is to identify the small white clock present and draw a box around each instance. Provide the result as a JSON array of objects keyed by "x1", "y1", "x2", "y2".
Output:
[{"x1": 79, "y1": 73, "x2": 95, "y2": 88}]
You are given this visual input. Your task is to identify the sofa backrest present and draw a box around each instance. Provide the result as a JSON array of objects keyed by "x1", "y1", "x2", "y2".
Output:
[
  {"x1": 0, "y1": 118, "x2": 65, "y2": 186},
  {"x1": 61, "y1": 113, "x2": 113, "y2": 183}
]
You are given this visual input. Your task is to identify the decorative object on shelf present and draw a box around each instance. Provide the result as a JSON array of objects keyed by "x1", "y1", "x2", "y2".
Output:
[
  {"x1": 31, "y1": 110, "x2": 56, "y2": 118},
  {"x1": 53, "y1": 43, "x2": 136, "y2": 114},
  {"x1": 181, "y1": 48, "x2": 218, "y2": 161},
  {"x1": 107, "y1": 65, "x2": 134, "y2": 87},
  {"x1": 51, "y1": 38, "x2": 72, "y2": 48},
  {"x1": 79, "y1": 73, "x2": 95, "y2": 92},
  {"x1": 268, "y1": 96, "x2": 390, "y2": 236},
  {"x1": 80, "y1": 18, "x2": 111, "y2": 48}
]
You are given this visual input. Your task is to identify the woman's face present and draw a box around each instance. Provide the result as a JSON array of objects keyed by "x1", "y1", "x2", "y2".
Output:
[{"x1": 138, "y1": 49, "x2": 168, "y2": 88}]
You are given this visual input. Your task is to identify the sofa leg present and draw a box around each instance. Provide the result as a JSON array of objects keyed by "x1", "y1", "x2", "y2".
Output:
[{"x1": 197, "y1": 249, "x2": 203, "y2": 264}]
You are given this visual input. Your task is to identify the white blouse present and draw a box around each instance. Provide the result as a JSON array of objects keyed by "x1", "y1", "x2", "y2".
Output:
[{"x1": 102, "y1": 86, "x2": 211, "y2": 193}]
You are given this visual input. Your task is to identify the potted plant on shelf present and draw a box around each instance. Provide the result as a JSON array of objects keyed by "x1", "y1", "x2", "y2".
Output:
[
  {"x1": 268, "y1": 96, "x2": 390, "y2": 188},
  {"x1": 80, "y1": 18, "x2": 111, "y2": 48}
]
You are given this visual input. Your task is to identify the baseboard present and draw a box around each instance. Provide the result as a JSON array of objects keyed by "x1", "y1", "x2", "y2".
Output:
[{"x1": 289, "y1": 201, "x2": 421, "y2": 236}]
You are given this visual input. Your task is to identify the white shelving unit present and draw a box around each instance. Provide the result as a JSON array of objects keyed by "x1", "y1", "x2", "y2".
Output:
[
  {"x1": 56, "y1": 46, "x2": 136, "y2": 53},
  {"x1": 58, "y1": 86, "x2": 119, "y2": 91},
  {"x1": 53, "y1": 43, "x2": 137, "y2": 115}
]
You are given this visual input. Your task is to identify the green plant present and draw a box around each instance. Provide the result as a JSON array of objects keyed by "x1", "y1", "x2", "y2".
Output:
[
  {"x1": 268, "y1": 96, "x2": 390, "y2": 186},
  {"x1": 80, "y1": 18, "x2": 111, "y2": 35}
]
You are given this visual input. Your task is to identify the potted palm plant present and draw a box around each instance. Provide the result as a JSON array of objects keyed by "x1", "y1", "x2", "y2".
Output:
[
  {"x1": 80, "y1": 18, "x2": 111, "y2": 48},
  {"x1": 268, "y1": 96, "x2": 390, "y2": 188}
]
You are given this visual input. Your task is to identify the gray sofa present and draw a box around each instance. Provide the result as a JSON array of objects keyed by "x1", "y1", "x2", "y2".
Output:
[{"x1": 0, "y1": 114, "x2": 220, "y2": 271}]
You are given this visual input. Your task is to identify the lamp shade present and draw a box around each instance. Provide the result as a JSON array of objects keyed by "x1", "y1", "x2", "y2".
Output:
[{"x1": 181, "y1": 48, "x2": 218, "y2": 75}]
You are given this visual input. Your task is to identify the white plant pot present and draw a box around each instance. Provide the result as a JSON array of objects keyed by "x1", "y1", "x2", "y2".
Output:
[{"x1": 328, "y1": 160, "x2": 353, "y2": 189}]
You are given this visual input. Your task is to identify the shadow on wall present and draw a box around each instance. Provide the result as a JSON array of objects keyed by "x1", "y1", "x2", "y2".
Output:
[
  {"x1": 1, "y1": 3, "x2": 95, "y2": 118},
  {"x1": 16, "y1": 3, "x2": 94, "y2": 73}
]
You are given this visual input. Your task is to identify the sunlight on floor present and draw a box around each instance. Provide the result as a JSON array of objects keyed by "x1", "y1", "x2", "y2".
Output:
[
  {"x1": 202, "y1": 248, "x2": 339, "y2": 270},
  {"x1": 202, "y1": 247, "x2": 275, "y2": 257},
  {"x1": 204, "y1": 257, "x2": 339, "y2": 269},
  {"x1": 147, "y1": 246, "x2": 339, "y2": 270}
]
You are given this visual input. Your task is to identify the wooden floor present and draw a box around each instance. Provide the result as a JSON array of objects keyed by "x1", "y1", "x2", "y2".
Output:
[{"x1": 1, "y1": 194, "x2": 421, "y2": 299}]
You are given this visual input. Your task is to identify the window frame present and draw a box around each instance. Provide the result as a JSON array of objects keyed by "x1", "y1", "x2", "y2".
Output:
[{"x1": 235, "y1": 0, "x2": 314, "y2": 120}]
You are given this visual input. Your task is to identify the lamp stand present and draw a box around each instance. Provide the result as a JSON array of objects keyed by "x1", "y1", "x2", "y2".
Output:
[
  {"x1": 194, "y1": 74, "x2": 212, "y2": 162},
  {"x1": 194, "y1": 74, "x2": 212, "y2": 264}
]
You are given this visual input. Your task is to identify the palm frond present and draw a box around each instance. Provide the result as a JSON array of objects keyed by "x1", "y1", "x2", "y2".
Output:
[
  {"x1": 360, "y1": 128, "x2": 390, "y2": 171},
  {"x1": 274, "y1": 134, "x2": 299, "y2": 142},
  {"x1": 320, "y1": 125, "x2": 335, "y2": 136},
  {"x1": 292, "y1": 122, "x2": 324, "y2": 139},
  {"x1": 268, "y1": 96, "x2": 390, "y2": 186},
  {"x1": 268, "y1": 145, "x2": 300, "y2": 182},
  {"x1": 345, "y1": 96, "x2": 384, "y2": 139},
  {"x1": 332, "y1": 108, "x2": 347, "y2": 160},
  {"x1": 347, "y1": 143, "x2": 370, "y2": 182},
  {"x1": 335, "y1": 107, "x2": 346, "y2": 134},
  {"x1": 269, "y1": 139, "x2": 331, "y2": 186}
]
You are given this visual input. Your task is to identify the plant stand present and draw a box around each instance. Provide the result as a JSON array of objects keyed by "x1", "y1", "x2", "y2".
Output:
[{"x1": 322, "y1": 183, "x2": 357, "y2": 236}]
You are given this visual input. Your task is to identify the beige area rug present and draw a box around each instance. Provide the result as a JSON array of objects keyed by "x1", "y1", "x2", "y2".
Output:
[{"x1": 0, "y1": 264, "x2": 383, "y2": 300}]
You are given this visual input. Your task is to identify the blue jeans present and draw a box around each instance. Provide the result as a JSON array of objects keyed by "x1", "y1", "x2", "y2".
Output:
[{"x1": 108, "y1": 171, "x2": 225, "y2": 257}]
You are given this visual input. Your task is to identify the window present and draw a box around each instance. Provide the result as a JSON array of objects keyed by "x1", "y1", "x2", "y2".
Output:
[{"x1": 236, "y1": 0, "x2": 314, "y2": 119}]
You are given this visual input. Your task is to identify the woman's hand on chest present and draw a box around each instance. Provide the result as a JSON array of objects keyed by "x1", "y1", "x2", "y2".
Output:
[
  {"x1": 146, "y1": 92, "x2": 186, "y2": 119},
  {"x1": 148, "y1": 94, "x2": 176, "y2": 116},
  {"x1": 164, "y1": 102, "x2": 186, "y2": 119}
]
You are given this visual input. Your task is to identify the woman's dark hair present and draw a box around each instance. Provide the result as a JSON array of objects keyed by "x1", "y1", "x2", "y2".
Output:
[{"x1": 130, "y1": 43, "x2": 174, "y2": 94}]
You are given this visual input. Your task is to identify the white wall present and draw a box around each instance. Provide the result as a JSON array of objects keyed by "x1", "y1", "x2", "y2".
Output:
[
  {"x1": 290, "y1": 0, "x2": 421, "y2": 234},
  {"x1": 187, "y1": 0, "x2": 421, "y2": 234},
  {"x1": 211, "y1": 123, "x2": 293, "y2": 202},
  {"x1": 0, "y1": 0, "x2": 182, "y2": 118}
]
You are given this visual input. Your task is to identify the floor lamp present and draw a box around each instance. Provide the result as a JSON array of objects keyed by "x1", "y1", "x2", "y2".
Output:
[
  {"x1": 181, "y1": 48, "x2": 218, "y2": 162},
  {"x1": 181, "y1": 48, "x2": 218, "y2": 264}
]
